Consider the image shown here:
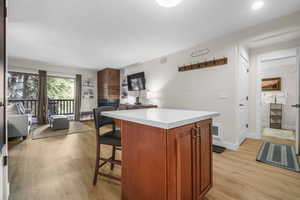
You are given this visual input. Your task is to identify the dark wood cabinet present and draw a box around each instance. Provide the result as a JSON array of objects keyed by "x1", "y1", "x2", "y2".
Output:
[
  {"x1": 167, "y1": 119, "x2": 213, "y2": 200},
  {"x1": 119, "y1": 104, "x2": 158, "y2": 110},
  {"x1": 97, "y1": 68, "x2": 120, "y2": 99},
  {"x1": 120, "y1": 118, "x2": 213, "y2": 200}
]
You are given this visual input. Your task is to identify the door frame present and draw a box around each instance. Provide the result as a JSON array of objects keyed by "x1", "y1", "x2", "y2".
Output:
[
  {"x1": 238, "y1": 53, "x2": 249, "y2": 145},
  {"x1": 0, "y1": 0, "x2": 8, "y2": 199},
  {"x1": 255, "y1": 48, "x2": 299, "y2": 154},
  {"x1": 296, "y1": 47, "x2": 300, "y2": 154},
  {"x1": 255, "y1": 54, "x2": 262, "y2": 139}
]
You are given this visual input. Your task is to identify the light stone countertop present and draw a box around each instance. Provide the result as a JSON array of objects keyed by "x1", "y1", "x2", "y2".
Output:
[{"x1": 102, "y1": 108, "x2": 220, "y2": 129}]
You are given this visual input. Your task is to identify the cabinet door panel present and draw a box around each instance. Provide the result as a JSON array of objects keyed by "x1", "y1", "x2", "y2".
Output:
[
  {"x1": 167, "y1": 120, "x2": 212, "y2": 200},
  {"x1": 108, "y1": 86, "x2": 120, "y2": 97},
  {"x1": 167, "y1": 124, "x2": 194, "y2": 200},
  {"x1": 192, "y1": 126, "x2": 200, "y2": 199},
  {"x1": 200, "y1": 124, "x2": 212, "y2": 191},
  {"x1": 108, "y1": 69, "x2": 120, "y2": 86},
  {"x1": 194, "y1": 120, "x2": 213, "y2": 199}
]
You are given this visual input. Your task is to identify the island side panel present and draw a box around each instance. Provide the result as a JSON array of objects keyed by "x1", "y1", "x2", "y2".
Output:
[
  {"x1": 114, "y1": 118, "x2": 121, "y2": 128},
  {"x1": 121, "y1": 120, "x2": 167, "y2": 200}
]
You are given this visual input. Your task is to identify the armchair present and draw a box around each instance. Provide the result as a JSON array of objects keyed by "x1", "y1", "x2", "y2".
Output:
[{"x1": 7, "y1": 103, "x2": 32, "y2": 139}]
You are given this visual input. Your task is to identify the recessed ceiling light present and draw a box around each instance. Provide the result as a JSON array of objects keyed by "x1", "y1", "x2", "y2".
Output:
[
  {"x1": 156, "y1": 0, "x2": 183, "y2": 8},
  {"x1": 252, "y1": 1, "x2": 264, "y2": 10}
]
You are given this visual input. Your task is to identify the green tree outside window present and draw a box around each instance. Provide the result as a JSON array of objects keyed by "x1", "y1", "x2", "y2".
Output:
[{"x1": 47, "y1": 77, "x2": 75, "y2": 99}]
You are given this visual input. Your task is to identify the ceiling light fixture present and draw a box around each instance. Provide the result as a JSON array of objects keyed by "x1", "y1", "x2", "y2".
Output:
[
  {"x1": 252, "y1": 1, "x2": 264, "y2": 10},
  {"x1": 156, "y1": 0, "x2": 183, "y2": 8}
]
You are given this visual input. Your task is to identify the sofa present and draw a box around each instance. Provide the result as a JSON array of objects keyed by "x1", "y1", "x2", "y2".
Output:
[{"x1": 7, "y1": 103, "x2": 32, "y2": 139}]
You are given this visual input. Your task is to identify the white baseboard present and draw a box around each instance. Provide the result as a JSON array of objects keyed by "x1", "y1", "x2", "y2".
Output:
[
  {"x1": 6, "y1": 182, "x2": 9, "y2": 200},
  {"x1": 222, "y1": 141, "x2": 239, "y2": 151},
  {"x1": 247, "y1": 132, "x2": 261, "y2": 140},
  {"x1": 239, "y1": 134, "x2": 247, "y2": 146},
  {"x1": 213, "y1": 138, "x2": 239, "y2": 151},
  {"x1": 212, "y1": 138, "x2": 223, "y2": 147}
]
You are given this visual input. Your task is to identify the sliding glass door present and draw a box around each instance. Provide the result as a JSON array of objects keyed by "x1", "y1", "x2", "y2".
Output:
[
  {"x1": 8, "y1": 72, "x2": 76, "y2": 121},
  {"x1": 47, "y1": 76, "x2": 75, "y2": 119}
]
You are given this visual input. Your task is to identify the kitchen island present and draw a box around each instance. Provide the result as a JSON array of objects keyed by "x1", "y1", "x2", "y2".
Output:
[{"x1": 102, "y1": 108, "x2": 220, "y2": 200}]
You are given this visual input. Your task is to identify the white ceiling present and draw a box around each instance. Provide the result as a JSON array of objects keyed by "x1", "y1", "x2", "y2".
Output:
[
  {"x1": 8, "y1": 0, "x2": 300, "y2": 70},
  {"x1": 246, "y1": 28, "x2": 300, "y2": 49}
]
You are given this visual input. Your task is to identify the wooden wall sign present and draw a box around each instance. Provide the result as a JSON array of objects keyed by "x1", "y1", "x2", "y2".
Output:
[{"x1": 178, "y1": 57, "x2": 228, "y2": 72}]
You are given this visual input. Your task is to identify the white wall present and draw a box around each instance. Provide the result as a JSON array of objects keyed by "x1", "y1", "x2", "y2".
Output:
[
  {"x1": 121, "y1": 11, "x2": 300, "y2": 150},
  {"x1": 8, "y1": 57, "x2": 98, "y2": 112},
  {"x1": 122, "y1": 39, "x2": 240, "y2": 150}
]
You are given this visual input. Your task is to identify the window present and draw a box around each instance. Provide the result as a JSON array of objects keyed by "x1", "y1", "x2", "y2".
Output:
[
  {"x1": 47, "y1": 76, "x2": 75, "y2": 99},
  {"x1": 7, "y1": 72, "x2": 39, "y2": 100}
]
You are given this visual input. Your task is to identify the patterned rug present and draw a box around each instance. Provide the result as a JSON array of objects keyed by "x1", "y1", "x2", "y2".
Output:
[
  {"x1": 257, "y1": 141, "x2": 300, "y2": 173},
  {"x1": 32, "y1": 121, "x2": 93, "y2": 140}
]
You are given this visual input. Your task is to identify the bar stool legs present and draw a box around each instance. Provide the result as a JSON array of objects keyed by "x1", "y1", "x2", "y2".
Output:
[
  {"x1": 93, "y1": 141, "x2": 101, "y2": 185},
  {"x1": 93, "y1": 144, "x2": 121, "y2": 185},
  {"x1": 111, "y1": 146, "x2": 116, "y2": 171}
]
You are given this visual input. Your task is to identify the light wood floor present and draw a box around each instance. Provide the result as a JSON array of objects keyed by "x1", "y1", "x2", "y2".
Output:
[{"x1": 8, "y1": 123, "x2": 300, "y2": 200}]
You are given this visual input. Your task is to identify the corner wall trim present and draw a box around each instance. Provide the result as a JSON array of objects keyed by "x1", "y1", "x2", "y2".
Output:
[
  {"x1": 246, "y1": 132, "x2": 262, "y2": 140},
  {"x1": 213, "y1": 138, "x2": 239, "y2": 151}
]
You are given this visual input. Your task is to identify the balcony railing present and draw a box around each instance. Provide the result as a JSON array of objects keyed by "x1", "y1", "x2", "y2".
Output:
[
  {"x1": 48, "y1": 99, "x2": 75, "y2": 116},
  {"x1": 9, "y1": 99, "x2": 39, "y2": 117},
  {"x1": 8, "y1": 99, "x2": 75, "y2": 117}
]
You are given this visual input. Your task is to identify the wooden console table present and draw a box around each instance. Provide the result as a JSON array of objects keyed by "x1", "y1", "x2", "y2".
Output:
[{"x1": 119, "y1": 104, "x2": 158, "y2": 110}]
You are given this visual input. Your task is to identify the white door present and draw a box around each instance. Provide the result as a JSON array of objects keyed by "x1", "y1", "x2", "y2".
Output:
[
  {"x1": 0, "y1": 0, "x2": 8, "y2": 199},
  {"x1": 0, "y1": 150, "x2": 5, "y2": 200},
  {"x1": 239, "y1": 55, "x2": 249, "y2": 144},
  {"x1": 296, "y1": 48, "x2": 300, "y2": 154}
]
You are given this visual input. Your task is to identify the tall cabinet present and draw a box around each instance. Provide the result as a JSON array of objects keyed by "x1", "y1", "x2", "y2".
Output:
[{"x1": 97, "y1": 68, "x2": 120, "y2": 105}]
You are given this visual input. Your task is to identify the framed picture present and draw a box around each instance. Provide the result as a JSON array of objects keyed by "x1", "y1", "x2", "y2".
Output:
[{"x1": 262, "y1": 77, "x2": 281, "y2": 91}]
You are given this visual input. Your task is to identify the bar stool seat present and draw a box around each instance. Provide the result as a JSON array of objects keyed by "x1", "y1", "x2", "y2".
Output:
[{"x1": 99, "y1": 130, "x2": 121, "y2": 146}]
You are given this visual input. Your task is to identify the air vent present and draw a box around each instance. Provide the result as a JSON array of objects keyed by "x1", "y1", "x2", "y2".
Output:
[
  {"x1": 160, "y1": 57, "x2": 168, "y2": 64},
  {"x1": 212, "y1": 122, "x2": 222, "y2": 139},
  {"x1": 212, "y1": 126, "x2": 219, "y2": 137}
]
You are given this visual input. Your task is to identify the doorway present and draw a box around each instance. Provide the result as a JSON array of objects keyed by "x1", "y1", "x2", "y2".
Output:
[
  {"x1": 256, "y1": 48, "x2": 299, "y2": 153},
  {"x1": 47, "y1": 76, "x2": 75, "y2": 120}
]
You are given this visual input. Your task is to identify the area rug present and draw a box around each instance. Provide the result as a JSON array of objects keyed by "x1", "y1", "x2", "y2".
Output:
[
  {"x1": 262, "y1": 128, "x2": 295, "y2": 141},
  {"x1": 32, "y1": 121, "x2": 93, "y2": 140},
  {"x1": 257, "y1": 141, "x2": 300, "y2": 173}
]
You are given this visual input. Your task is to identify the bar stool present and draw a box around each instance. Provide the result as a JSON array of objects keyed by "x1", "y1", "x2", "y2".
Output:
[{"x1": 93, "y1": 106, "x2": 121, "y2": 185}]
